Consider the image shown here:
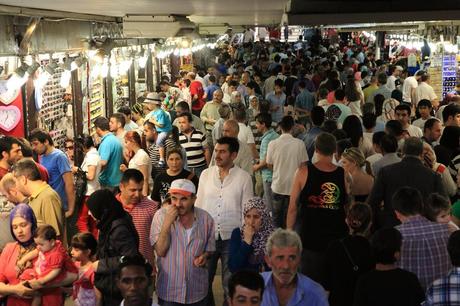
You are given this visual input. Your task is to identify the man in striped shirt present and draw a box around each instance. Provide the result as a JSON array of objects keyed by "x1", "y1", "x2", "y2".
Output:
[
  {"x1": 177, "y1": 112, "x2": 210, "y2": 178},
  {"x1": 117, "y1": 169, "x2": 158, "y2": 267},
  {"x1": 151, "y1": 179, "x2": 215, "y2": 306}
]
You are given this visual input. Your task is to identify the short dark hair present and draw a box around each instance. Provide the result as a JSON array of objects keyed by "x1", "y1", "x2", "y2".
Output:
[
  {"x1": 111, "y1": 113, "x2": 126, "y2": 128},
  {"x1": 116, "y1": 255, "x2": 153, "y2": 280},
  {"x1": 315, "y1": 132, "x2": 336, "y2": 156},
  {"x1": 378, "y1": 134, "x2": 397, "y2": 153},
  {"x1": 279, "y1": 116, "x2": 295, "y2": 132},
  {"x1": 166, "y1": 147, "x2": 183, "y2": 160},
  {"x1": 321, "y1": 120, "x2": 338, "y2": 133},
  {"x1": 385, "y1": 120, "x2": 403, "y2": 137},
  {"x1": 443, "y1": 103, "x2": 460, "y2": 123},
  {"x1": 177, "y1": 112, "x2": 193, "y2": 123},
  {"x1": 424, "y1": 193, "x2": 450, "y2": 222},
  {"x1": 246, "y1": 81, "x2": 257, "y2": 90},
  {"x1": 71, "y1": 232, "x2": 98, "y2": 256},
  {"x1": 17, "y1": 138, "x2": 33, "y2": 158},
  {"x1": 0, "y1": 136, "x2": 21, "y2": 156},
  {"x1": 233, "y1": 108, "x2": 247, "y2": 122},
  {"x1": 255, "y1": 112, "x2": 272, "y2": 129},
  {"x1": 121, "y1": 169, "x2": 144, "y2": 185},
  {"x1": 228, "y1": 270, "x2": 265, "y2": 300},
  {"x1": 274, "y1": 78, "x2": 284, "y2": 88},
  {"x1": 143, "y1": 120, "x2": 156, "y2": 131},
  {"x1": 35, "y1": 224, "x2": 57, "y2": 241},
  {"x1": 29, "y1": 128, "x2": 53, "y2": 146},
  {"x1": 395, "y1": 104, "x2": 411, "y2": 115},
  {"x1": 216, "y1": 137, "x2": 239, "y2": 154},
  {"x1": 377, "y1": 72, "x2": 388, "y2": 85},
  {"x1": 311, "y1": 106, "x2": 325, "y2": 126},
  {"x1": 12, "y1": 159, "x2": 42, "y2": 181},
  {"x1": 176, "y1": 101, "x2": 190, "y2": 112},
  {"x1": 78, "y1": 134, "x2": 95, "y2": 150},
  {"x1": 417, "y1": 99, "x2": 432, "y2": 109},
  {"x1": 362, "y1": 113, "x2": 377, "y2": 130},
  {"x1": 372, "y1": 131, "x2": 385, "y2": 146},
  {"x1": 334, "y1": 89, "x2": 345, "y2": 101},
  {"x1": 209, "y1": 75, "x2": 216, "y2": 83},
  {"x1": 392, "y1": 186, "x2": 423, "y2": 216},
  {"x1": 118, "y1": 105, "x2": 132, "y2": 116},
  {"x1": 402, "y1": 137, "x2": 423, "y2": 156},
  {"x1": 371, "y1": 228, "x2": 402, "y2": 264},
  {"x1": 424, "y1": 118, "x2": 440, "y2": 132},
  {"x1": 448, "y1": 231, "x2": 460, "y2": 266},
  {"x1": 94, "y1": 117, "x2": 110, "y2": 131}
]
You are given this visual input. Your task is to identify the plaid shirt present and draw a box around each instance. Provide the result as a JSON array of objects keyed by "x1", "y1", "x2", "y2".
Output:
[
  {"x1": 424, "y1": 268, "x2": 460, "y2": 305},
  {"x1": 397, "y1": 215, "x2": 451, "y2": 289}
]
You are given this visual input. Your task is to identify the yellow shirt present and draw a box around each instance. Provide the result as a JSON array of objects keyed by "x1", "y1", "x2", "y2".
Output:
[
  {"x1": 363, "y1": 84, "x2": 379, "y2": 103},
  {"x1": 29, "y1": 182, "x2": 65, "y2": 243}
]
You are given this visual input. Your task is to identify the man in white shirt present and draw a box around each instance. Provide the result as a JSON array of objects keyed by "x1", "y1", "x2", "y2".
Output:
[
  {"x1": 233, "y1": 108, "x2": 258, "y2": 159},
  {"x1": 402, "y1": 70, "x2": 424, "y2": 105},
  {"x1": 395, "y1": 104, "x2": 423, "y2": 138},
  {"x1": 266, "y1": 116, "x2": 308, "y2": 228},
  {"x1": 386, "y1": 65, "x2": 403, "y2": 91},
  {"x1": 196, "y1": 136, "x2": 253, "y2": 306},
  {"x1": 414, "y1": 73, "x2": 439, "y2": 108}
]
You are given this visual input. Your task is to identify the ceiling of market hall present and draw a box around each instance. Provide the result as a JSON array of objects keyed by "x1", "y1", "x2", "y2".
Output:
[{"x1": 0, "y1": 0, "x2": 460, "y2": 26}]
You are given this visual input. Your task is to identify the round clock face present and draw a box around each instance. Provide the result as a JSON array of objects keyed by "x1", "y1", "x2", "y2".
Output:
[
  {"x1": 0, "y1": 88, "x2": 19, "y2": 105},
  {"x1": 0, "y1": 105, "x2": 21, "y2": 132}
]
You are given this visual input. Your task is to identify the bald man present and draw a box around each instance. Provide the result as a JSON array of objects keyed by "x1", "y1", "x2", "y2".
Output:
[
  {"x1": 210, "y1": 120, "x2": 253, "y2": 175},
  {"x1": 0, "y1": 173, "x2": 27, "y2": 204}
]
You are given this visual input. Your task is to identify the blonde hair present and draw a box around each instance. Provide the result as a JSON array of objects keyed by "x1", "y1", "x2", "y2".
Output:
[{"x1": 342, "y1": 147, "x2": 373, "y2": 175}]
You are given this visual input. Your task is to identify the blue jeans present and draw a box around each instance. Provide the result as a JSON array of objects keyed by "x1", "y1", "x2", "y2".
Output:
[
  {"x1": 206, "y1": 237, "x2": 230, "y2": 306},
  {"x1": 272, "y1": 192, "x2": 290, "y2": 228}
]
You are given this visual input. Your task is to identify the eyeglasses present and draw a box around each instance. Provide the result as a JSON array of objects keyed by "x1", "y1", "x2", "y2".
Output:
[{"x1": 65, "y1": 146, "x2": 74, "y2": 150}]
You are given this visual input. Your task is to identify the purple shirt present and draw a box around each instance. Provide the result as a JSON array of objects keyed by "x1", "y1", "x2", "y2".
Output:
[{"x1": 396, "y1": 215, "x2": 451, "y2": 289}]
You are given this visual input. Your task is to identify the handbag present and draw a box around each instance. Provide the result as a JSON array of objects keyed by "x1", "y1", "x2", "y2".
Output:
[{"x1": 340, "y1": 238, "x2": 359, "y2": 272}]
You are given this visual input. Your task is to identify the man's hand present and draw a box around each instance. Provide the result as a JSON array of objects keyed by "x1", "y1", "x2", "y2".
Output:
[
  {"x1": 193, "y1": 253, "x2": 208, "y2": 267},
  {"x1": 164, "y1": 205, "x2": 178, "y2": 227}
]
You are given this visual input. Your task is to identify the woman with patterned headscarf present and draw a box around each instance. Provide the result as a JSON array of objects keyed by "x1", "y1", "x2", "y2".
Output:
[{"x1": 228, "y1": 197, "x2": 275, "y2": 273}]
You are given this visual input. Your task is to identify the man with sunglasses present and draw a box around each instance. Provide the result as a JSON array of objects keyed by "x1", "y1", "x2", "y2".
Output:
[{"x1": 117, "y1": 255, "x2": 159, "y2": 306}]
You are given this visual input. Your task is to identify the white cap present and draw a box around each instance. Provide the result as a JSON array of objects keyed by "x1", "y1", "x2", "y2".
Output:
[{"x1": 169, "y1": 179, "x2": 196, "y2": 196}]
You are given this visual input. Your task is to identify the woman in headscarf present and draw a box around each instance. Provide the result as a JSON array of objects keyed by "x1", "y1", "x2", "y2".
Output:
[
  {"x1": 0, "y1": 204, "x2": 76, "y2": 305},
  {"x1": 86, "y1": 189, "x2": 140, "y2": 306},
  {"x1": 228, "y1": 197, "x2": 275, "y2": 273},
  {"x1": 247, "y1": 95, "x2": 260, "y2": 123}
]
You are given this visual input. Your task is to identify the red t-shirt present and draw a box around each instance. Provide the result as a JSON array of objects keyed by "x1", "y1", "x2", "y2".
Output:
[
  {"x1": 0, "y1": 166, "x2": 9, "y2": 180},
  {"x1": 35, "y1": 162, "x2": 49, "y2": 182},
  {"x1": 189, "y1": 80, "x2": 205, "y2": 111}
]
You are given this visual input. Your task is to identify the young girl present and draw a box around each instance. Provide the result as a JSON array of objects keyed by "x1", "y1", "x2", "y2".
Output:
[
  {"x1": 71, "y1": 232, "x2": 100, "y2": 306},
  {"x1": 17, "y1": 224, "x2": 77, "y2": 306},
  {"x1": 424, "y1": 193, "x2": 459, "y2": 233}
]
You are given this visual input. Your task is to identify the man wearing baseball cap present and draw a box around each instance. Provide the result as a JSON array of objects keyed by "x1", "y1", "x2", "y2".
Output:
[{"x1": 150, "y1": 179, "x2": 215, "y2": 305}]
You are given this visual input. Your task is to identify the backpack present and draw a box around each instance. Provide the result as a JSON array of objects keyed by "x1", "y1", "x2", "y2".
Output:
[{"x1": 74, "y1": 168, "x2": 87, "y2": 211}]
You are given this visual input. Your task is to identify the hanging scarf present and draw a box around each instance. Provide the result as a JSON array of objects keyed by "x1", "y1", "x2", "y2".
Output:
[
  {"x1": 86, "y1": 189, "x2": 129, "y2": 232},
  {"x1": 240, "y1": 197, "x2": 275, "y2": 261}
]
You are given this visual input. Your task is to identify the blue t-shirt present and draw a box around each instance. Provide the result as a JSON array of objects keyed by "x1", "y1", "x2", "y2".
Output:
[
  {"x1": 152, "y1": 109, "x2": 172, "y2": 133},
  {"x1": 266, "y1": 92, "x2": 286, "y2": 123},
  {"x1": 40, "y1": 149, "x2": 71, "y2": 210},
  {"x1": 205, "y1": 84, "x2": 220, "y2": 101},
  {"x1": 295, "y1": 90, "x2": 315, "y2": 112},
  {"x1": 98, "y1": 133, "x2": 123, "y2": 187}
]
